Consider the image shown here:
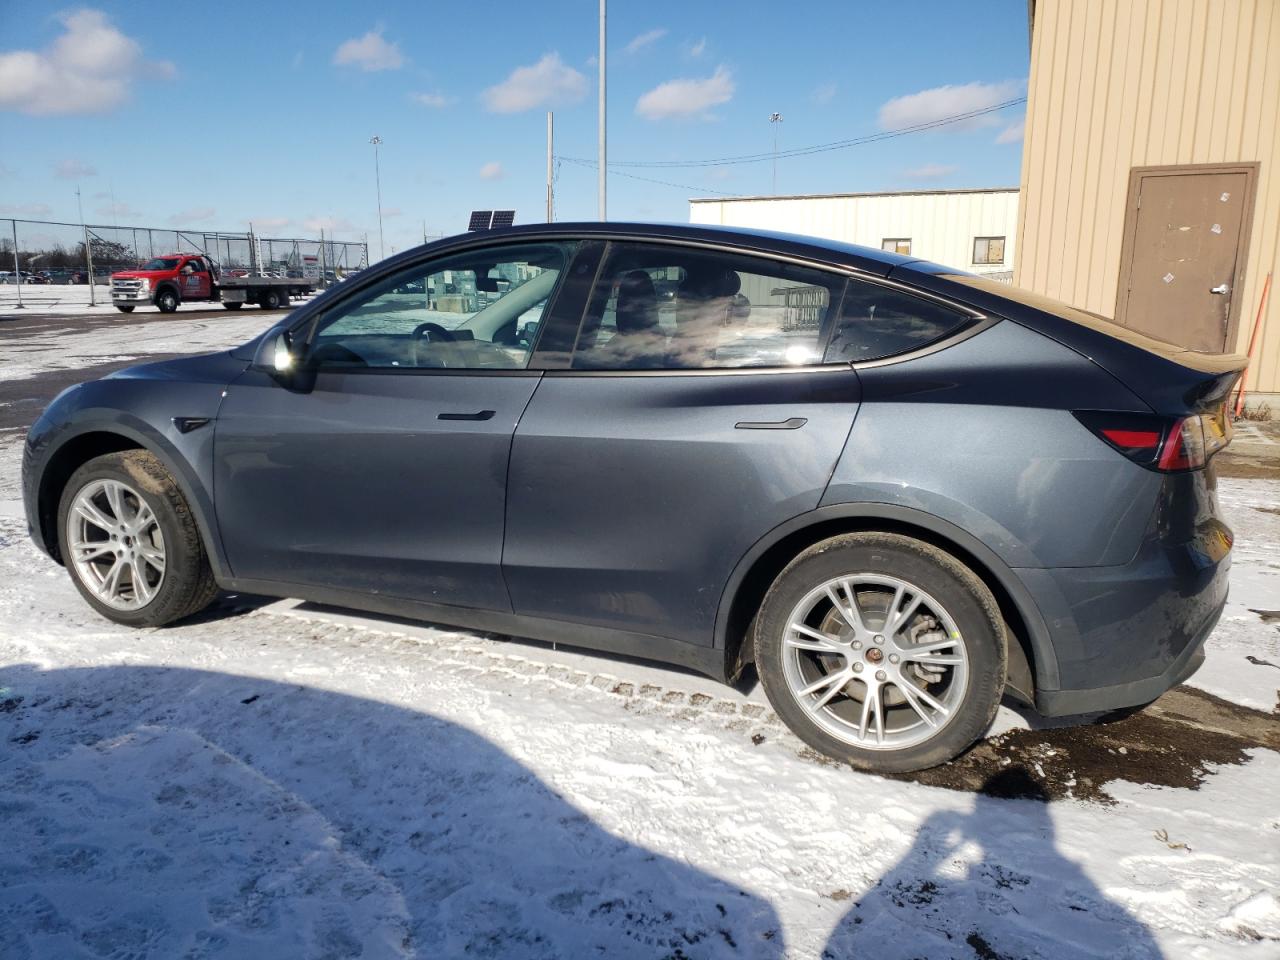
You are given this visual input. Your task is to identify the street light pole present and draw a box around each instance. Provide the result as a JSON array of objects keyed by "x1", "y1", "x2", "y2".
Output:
[
  {"x1": 598, "y1": 0, "x2": 607, "y2": 220},
  {"x1": 369, "y1": 135, "x2": 385, "y2": 262},
  {"x1": 769, "y1": 113, "x2": 783, "y2": 195},
  {"x1": 546, "y1": 111, "x2": 555, "y2": 223}
]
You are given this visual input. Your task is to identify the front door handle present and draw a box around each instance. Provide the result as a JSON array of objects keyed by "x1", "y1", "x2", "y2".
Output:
[
  {"x1": 735, "y1": 417, "x2": 808, "y2": 430},
  {"x1": 1209, "y1": 283, "x2": 1230, "y2": 295},
  {"x1": 438, "y1": 410, "x2": 496, "y2": 421}
]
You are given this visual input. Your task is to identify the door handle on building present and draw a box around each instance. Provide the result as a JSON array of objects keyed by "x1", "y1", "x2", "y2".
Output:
[{"x1": 1209, "y1": 283, "x2": 1230, "y2": 295}]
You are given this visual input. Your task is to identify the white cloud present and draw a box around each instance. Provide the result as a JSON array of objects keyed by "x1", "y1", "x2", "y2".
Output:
[
  {"x1": 0, "y1": 202, "x2": 52, "y2": 217},
  {"x1": 0, "y1": 163, "x2": 15, "y2": 179},
  {"x1": 0, "y1": 9, "x2": 174, "y2": 116},
  {"x1": 382, "y1": 206, "x2": 403, "y2": 218},
  {"x1": 625, "y1": 28, "x2": 667, "y2": 54},
  {"x1": 482, "y1": 53, "x2": 587, "y2": 113},
  {"x1": 55, "y1": 159, "x2": 96, "y2": 179},
  {"x1": 251, "y1": 216, "x2": 291, "y2": 230},
  {"x1": 168, "y1": 207, "x2": 216, "y2": 225},
  {"x1": 903, "y1": 163, "x2": 958, "y2": 180},
  {"x1": 689, "y1": 37, "x2": 707, "y2": 57},
  {"x1": 878, "y1": 79, "x2": 1023, "y2": 131},
  {"x1": 812, "y1": 82, "x2": 837, "y2": 104},
  {"x1": 479, "y1": 162, "x2": 504, "y2": 181},
  {"x1": 95, "y1": 201, "x2": 142, "y2": 218},
  {"x1": 302, "y1": 216, "x2": 359, "y2": 235},
  {"x1": 409, "y1": 91, "x2": 451, "y2": 108},
  {"x1": 996, "y1": 117, "x2": 1025, "y2": 143},
  {"x1": 333, "y1": 28, "x2": 404, "y2": 72},
  {"x1": 636, "y1": 66, "x2": 734, "y2": 120}
]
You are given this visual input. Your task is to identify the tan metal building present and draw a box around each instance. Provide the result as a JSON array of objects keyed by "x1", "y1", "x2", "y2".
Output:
[
  {"x1": 689, "y1": 188, "x2": 1021, "y2": 279},
  {"x1": 1016, "y1": 0, "x2": 1280, "y2": 406}
]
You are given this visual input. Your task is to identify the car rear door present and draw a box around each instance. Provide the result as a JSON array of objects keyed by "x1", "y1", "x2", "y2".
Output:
[
  {"x1": 213, "y1": 239, "x2": 580, "y2": 612},
  {"x1": 502, "y1": 241, "x2": 862, "y2": 647}
]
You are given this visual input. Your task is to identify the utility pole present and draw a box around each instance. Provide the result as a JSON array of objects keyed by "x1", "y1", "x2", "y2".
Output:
[
  {"x1": 770, "y1": 113, "x2": 783, "y2": 195},
  {"x1": 369, "y1": 135, "x2": 385, "y2": 262},
  {"x1": 546, "y1": 111, "x2": 555, "y2": 222},
  {"x1": 598, "y1": 0, "x2": 607, "y2": 220}
]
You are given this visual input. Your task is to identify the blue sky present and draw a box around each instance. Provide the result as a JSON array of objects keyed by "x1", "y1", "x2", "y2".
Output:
[{"x1": 0, "y1": 1, "x2": 1030, "y2": 259}]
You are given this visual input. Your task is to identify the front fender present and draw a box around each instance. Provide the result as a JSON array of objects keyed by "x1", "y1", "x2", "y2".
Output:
[{"x1": 25, "y1": 358, "x2": 244, "y2": 579}]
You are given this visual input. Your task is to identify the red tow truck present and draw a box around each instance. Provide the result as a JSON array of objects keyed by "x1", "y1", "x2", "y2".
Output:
[{"x1": 110, "y1": 253, "x2": 313, "y2": 314}]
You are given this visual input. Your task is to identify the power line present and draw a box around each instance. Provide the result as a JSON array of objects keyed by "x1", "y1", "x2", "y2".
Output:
[
  {"x1": 558, "y1": 156, "x2": 739, "y2": 197},
  {"x1": 565, "y1": 97, "x2": 1027, "y2": 169}
]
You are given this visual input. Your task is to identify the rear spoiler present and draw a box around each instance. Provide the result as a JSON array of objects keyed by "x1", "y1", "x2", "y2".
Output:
[{"x1": 891, "y1": 264, "x2": 1248, "y2": 416}]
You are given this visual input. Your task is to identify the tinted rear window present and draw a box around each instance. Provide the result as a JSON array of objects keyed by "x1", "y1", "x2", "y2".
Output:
[{"x1": 824, "y1": 279, "x2": 971, "y2": 363}]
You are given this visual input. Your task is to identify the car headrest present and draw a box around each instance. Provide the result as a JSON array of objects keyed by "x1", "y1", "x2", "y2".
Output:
[{"x1": 679, "y1": 264, "x2": 741, "y2": 300}]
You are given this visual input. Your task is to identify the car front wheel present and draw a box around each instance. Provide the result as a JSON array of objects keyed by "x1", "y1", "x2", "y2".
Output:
[
  {"x1": 57, "y1": 450, "x2": 218, "y2": 627},
  {"x1": 755, "y1": 532, "x2": 1006, "y2": 773}
]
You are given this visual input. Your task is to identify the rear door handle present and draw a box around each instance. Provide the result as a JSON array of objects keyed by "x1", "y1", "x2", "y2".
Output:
[
  {"x1": 735, "y1": 417, "x2": 808, "y2": 430},
  {"x1": 438, "y1": 410, "x2": 496, "y2": 421}
]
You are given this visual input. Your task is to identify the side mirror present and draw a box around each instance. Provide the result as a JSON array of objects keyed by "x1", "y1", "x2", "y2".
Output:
[{"x1": 253, "y1": 330, "x2": 309, "y2": 388}]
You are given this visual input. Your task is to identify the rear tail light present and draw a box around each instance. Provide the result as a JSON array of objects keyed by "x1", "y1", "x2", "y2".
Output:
[{"x1": 1075, "y1": 407, "x2": 1232, "y2": 472}]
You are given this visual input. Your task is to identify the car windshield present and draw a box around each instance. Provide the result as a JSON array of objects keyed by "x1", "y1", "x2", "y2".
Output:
[{"x1": 141, "y1": 258, "x2": 180, "y2": 271}]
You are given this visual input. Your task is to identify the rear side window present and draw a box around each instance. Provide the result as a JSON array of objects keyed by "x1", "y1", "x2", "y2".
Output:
[
  {"x1": 571, "y1": 243, "x2": 842, "y2": 370},
  {"x1": 824, "y1": 279, "x2": 971, "y2": 363}
]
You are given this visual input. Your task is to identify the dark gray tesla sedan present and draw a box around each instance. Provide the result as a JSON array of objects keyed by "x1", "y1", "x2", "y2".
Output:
[{"x1": 22, "y1": 223, "x2": 1245, "y2": 771}]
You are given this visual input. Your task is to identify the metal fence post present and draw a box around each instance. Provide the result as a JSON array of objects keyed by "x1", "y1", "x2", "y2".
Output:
[
  {"x1": 84, "y1": 224, "x2": 96, "y2": 306},
  {"x1": 10, "y1": 219, "x2": 24, "y2": 309}
]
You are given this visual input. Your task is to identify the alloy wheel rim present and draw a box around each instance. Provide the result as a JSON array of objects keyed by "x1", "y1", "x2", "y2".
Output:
[
  {"x1": 68, "y1": 479, "x2": 166, "y2": 610},
  {"x1": 781, "y1": 574, "x2": 969, "y2": 751}
]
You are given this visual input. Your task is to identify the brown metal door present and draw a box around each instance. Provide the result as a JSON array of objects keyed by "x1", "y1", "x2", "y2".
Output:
[{"x1": 1118, "y1": 168, "x2": 1252, "y2": 353}]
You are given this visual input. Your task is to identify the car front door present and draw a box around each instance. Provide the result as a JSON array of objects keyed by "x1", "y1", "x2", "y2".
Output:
[
  {"x1": 502, "y1": 241, "x2": 863, "y2": 648},
  {"x1": 183, "y1": 257, "x2": 211, "y2": 300},
  {"x1": 213, "y1": 240, "x2": 579, "y2": 612}
]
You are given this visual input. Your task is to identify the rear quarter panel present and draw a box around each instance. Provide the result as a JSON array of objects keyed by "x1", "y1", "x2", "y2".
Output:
[{"x1": 823, "y1": 320, "x2": 1163, "y2": 569}]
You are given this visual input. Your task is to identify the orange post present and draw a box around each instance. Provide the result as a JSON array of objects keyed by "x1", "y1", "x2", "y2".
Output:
[{"x1": 1234, "y1": 272, "x2": 1272, "y2": 419}]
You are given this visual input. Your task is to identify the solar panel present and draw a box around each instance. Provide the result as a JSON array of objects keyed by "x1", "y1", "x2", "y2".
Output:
[
  {"x1": 490, "y1": 210, "x2": 515, "y2": 229},
  {"x1": 467, "y1": 210, "x2": 493, "y2": 231}
]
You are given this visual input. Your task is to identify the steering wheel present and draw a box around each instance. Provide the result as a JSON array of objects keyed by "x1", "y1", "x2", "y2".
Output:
[{"x1": 410, "y1": 321, "x2": 454, "y2": 367}]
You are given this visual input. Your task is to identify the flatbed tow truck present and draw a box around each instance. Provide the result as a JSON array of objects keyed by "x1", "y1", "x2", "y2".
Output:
[{"x1": 110, "y1": 252, "x2": 313, "y2": 313}]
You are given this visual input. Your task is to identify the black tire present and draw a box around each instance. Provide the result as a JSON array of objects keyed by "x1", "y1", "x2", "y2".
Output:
[
  {"x1": 754, "y1": 532, "x2": 1006, "y2": 773},
  {"x1": 57, "y1": 450, "x2": 218, "y2": 627},
  {"x1": 155, "y1": 288, "x2": 179, "y2": 313},
  {"x1": 116, "y1": 305, "x2": 135, "y2": 313},
  {"x1": 260, "y1": 288, "x2": 282, "y2": 309},
  {"x1": 222, "y1": 302, "x2": 243, "y2": 310}
]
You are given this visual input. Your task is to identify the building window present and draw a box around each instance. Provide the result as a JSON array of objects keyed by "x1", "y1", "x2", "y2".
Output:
[
  {"x1": 881, "y1": 238, "x2": 911, "y2": 255},
  {"x1": 973, "y1": 236, "x2": 1006, "y2": 265}
]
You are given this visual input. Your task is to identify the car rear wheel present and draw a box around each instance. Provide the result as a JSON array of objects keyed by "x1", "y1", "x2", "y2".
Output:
[
  {"x1": 57, "y1": 451, "x2": 218, "y2": 627},
  {"x1": 755, "y1": 532, "x2": 1006, "y2": 772},
  {"x1": 116, "y1": 305, "x2": 135, "y2": 313},
  {"x1": 222, "y1": 302, "x2": 242, "y2": 310},
  {"x1": 156, "y1": 288, "x2": 179, "y2": 313}
]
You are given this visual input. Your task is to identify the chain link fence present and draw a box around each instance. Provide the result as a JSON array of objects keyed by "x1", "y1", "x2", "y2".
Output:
[{"x1": 1, "y1": 218, "x2": 369, "y2": 288}]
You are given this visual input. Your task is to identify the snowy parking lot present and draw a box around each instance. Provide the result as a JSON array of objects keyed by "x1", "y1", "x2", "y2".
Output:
[{"x1": 1, "y1": 308, "x2": 1278, "y2": 959}]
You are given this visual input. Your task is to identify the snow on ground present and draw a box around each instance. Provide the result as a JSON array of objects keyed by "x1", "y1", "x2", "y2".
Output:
[
  {"x1": 0, "y1": 311, "x2": 273, "y2": 383},
  {"x1": 1, "y1": 317, "x2": 1279, "y2": 959}
]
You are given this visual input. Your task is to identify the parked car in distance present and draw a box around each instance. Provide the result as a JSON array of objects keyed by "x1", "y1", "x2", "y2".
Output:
[{"x1": 21, "y1": 223, "x2": 1245, "y2": 771}]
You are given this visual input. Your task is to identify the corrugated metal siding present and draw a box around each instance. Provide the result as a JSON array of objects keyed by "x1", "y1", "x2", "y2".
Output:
[
  {"x1": 689, "y1": 190, "x2": 1020, "y2": 276},
  {"x1": 1017, "y1": 0, "x2": 1280, "y2": 396}
]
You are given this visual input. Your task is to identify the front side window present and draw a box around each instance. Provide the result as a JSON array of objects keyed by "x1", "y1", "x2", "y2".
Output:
[
  {"x1": 881, "y1": 238, "x2": 912, "y2": 256},
  {"x1": 571, "y1": 243, "x2": 841, "y2": 370},
  {"x1": 824, "y1": 279, "x2": 972, "y2": 363},
  {"x1": 307, "y1": 242, "x2": 574, "y2": 370},
  {"x1": 973, "y1": 236, "x2": 1006, "y2": 265}
]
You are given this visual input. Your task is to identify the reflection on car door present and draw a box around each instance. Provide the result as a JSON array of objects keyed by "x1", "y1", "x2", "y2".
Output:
[
  {"x1": 503, "y1": 242, "x2": 862, "y2": 647},
  {"x1": 213, "y1": 241, "x2": 580, "y2": 612}
]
